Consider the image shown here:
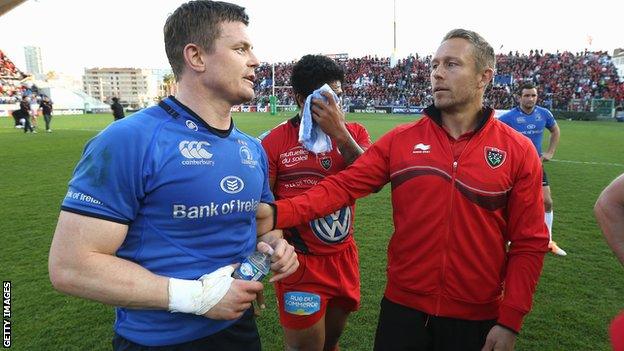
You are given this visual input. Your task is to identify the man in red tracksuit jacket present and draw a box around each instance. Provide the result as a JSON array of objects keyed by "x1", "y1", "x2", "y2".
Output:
[{"x1": 257, "y1": 29, "x2": 549, "y2": 351}]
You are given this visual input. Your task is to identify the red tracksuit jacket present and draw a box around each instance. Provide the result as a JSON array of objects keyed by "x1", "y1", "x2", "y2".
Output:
[{"x1": 274, "y1": 105, "x2": 549, "y2": 332}]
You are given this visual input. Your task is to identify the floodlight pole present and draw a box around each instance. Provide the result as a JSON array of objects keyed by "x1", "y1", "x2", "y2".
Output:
[{"x1": 393, "y1": 0, "x2": 396, "y2": 53}]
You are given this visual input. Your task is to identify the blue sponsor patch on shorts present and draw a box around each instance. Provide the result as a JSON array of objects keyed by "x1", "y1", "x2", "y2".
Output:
[{"x1": 284, "y1": 292, "x2": 321, "y2": 315}]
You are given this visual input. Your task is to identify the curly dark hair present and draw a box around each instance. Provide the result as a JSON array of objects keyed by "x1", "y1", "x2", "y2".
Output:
[{"x1": 290, "y1": 55, "x2": 344, "y2": 100}]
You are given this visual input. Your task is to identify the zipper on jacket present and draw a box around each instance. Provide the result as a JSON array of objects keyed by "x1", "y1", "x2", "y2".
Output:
[
  {"x1": 437, "y1": 159, "x2": 458, "y2": 315},
  {"x1": 435, "y1": 123, "x2": 485, "y2": 315},
  {"x1": 433, "y1": 115, "x2": 488, "y2": 315}
]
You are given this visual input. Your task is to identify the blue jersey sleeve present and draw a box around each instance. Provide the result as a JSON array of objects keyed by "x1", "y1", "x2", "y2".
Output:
[
  {"x1": 544, "y1": 108, "x2": 556, "y2": 129},
  {"x1": 61, "y1": 122, "x2": 148, "y2": 224}
]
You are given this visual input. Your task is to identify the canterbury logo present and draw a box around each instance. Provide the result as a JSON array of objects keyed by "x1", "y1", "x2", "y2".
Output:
[
  {"x1": 220, "y1": 176, "x2": 245, "y2": 194},
  {"x1": 179, "y1": 141, "x2": 213, "y2": 159}
]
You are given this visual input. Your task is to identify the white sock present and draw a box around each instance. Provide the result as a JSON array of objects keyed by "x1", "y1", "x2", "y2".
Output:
[{"x1": 545, "y1": 211, "x2": 553, "y2": 241}]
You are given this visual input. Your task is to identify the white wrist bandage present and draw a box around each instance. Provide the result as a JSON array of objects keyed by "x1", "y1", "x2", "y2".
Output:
[{"x1": 167, "y1": 265, "x2": 235, "y2": 315}]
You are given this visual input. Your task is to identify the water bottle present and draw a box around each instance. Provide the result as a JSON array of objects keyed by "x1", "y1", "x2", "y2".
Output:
[{"x1": 232, "y1": 245, "x2": 274, "y2": 281}]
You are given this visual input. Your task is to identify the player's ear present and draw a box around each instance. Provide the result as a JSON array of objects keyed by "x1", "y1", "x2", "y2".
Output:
[
  {"x1": 182, "y1": 43, "x2": 206, "y2": 74},
  {"x1": 478, "y1": 67, "x2": 494, "y2": 89},
  {"x1": 295, "y1": 94, "x2": 305, "y2": 108}
]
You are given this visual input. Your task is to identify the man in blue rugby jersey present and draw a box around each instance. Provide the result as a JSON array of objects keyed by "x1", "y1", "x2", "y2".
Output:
[
  {"x1": 499, "y1": 82, "x2": 566, "y2": 256},
  {"x1": 48, "y1": 1, "x2": 298, "y2": 350}
]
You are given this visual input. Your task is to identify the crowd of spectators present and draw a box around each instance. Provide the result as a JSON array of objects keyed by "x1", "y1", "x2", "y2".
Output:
[
  {"x1": 1, "y1": 49, "x2": 30, "y2": 104},
  {"x1": 253, "y1": 50, "x2": 624, "y2": 111},
  {"x1": 2, "y1": 48, "x2": 623, "y2": 112}
]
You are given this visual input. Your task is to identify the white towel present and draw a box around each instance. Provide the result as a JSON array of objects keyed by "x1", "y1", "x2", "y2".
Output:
[{"x1": 299, "y1": 84, "x2": 338, "y2": 154}]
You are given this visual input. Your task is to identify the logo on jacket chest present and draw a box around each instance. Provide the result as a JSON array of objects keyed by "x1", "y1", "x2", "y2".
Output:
[
  {"x1": 412, "y1": 143, "x2": 431, "y2": 154},
  {"x1": 484, "y1": 146, "x2": 507, "y2": 169}
]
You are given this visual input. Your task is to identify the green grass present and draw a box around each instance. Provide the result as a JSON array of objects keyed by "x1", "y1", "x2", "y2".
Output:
[{"x1": 1, "y1": 112, "x2": 623, "y2": 350}]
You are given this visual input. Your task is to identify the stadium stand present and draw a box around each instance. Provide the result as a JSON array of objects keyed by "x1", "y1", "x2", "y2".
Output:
[
  {"x1": 0, "y1": 49, "x2": 28, "y2": 104},
  {"x1": 253, "y1": 50, "x2": 624, "y2": 111},
  {"x1": 2, "y1": 47, "x2": 622, "y2": 114}
]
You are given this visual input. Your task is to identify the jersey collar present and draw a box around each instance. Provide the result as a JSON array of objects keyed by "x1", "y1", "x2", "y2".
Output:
[
  {"x1": 289, "y1": 113, "x2": 301, "y2": 127},
  {"x1": 159, "y1": 96, "x2": 234, "y2": 138},
  {"x1": 516, "y1": 106, "x2": 536, "y2": 115}
]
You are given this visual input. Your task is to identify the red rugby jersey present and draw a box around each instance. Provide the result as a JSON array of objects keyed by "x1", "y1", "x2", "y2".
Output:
[{"x1": 261, "y1": 115, "x2": 371, "y2": 255}]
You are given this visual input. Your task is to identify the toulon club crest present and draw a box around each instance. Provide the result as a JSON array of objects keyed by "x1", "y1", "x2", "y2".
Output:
[{"x1": 484, "y1": 146, "x2": 507, "y2": 169}]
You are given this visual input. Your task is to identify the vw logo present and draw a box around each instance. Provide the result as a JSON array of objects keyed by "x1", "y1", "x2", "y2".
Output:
[
  {"x1": 185, "y1": 120, "x2": 198, "y2": 131},
  {"x1": 220, "y1": 176, "x2": 244, "y2": 194}
]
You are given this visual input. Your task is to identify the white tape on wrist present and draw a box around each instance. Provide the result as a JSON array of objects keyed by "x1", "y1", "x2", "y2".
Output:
[
  {"x1": 168, "y1": 278, "x2": 203, "y2": 314},
  {"x1": 168, "y1": 265, "x2": 236, "y2": 315}
]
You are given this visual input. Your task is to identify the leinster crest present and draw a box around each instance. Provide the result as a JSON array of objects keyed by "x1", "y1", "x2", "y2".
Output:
[
  {"x1": 484, "y1": 146, "x2": 506, "y2": 169},
  {"x1": 310, "y1": 207, "x2": 351, "y2": 244}
]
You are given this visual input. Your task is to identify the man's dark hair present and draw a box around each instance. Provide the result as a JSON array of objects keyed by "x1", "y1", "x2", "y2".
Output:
[
  {"x1": 518, "y1": 82, "x2": 537, "y2": 95},
  {"x1": 290, "y1": 55, "x2": 344, "y2": 100},
  {"x1": 164, "y1": 1, "x2": 249, "y2": 80},
  {"x1": 112, "y1": 97, "x2": 119, "y2": 102}
]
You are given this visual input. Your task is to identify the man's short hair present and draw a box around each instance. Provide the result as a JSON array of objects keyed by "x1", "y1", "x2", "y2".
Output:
[
  {"x1": 442, "y1": 29, "x2": 496, "y2": 73},
  {"x1": 164, "y1": 1, "x2": 249, "y2": 80},
  {"x1": 518, "y1": 82, "x2": 537, "y2": 95},
  {"x1": 290, "y1": 55, "x2": 345, "y2": 99}
]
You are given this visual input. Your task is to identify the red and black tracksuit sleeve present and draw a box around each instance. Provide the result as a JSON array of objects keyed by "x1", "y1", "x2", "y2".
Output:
[
  {"x1": 275, "y1": 128, "x2": 394, "y2": 228},
  {"x1": 498, "y1": 140, "x2": 549, "y2": 332}
]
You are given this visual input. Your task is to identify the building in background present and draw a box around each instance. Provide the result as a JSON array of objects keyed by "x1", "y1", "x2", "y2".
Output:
[
  {"x1": 24, "y1": 46, "x2": 43, "y2": 77},
  {"x1": 613, "y1": 48, "x2": 624, "y2": 82},
  {"x1": 82, "y1": 67, "x2": 171, "y2": 109}
]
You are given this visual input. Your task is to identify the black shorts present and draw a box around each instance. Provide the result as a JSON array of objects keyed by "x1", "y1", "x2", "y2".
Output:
[
  {"x1": 112, "y1": 309, "x2": 260, "y2": 351},
  {"x1": 542, "y1": 168, "x2": 549, "y2": 187},
  {"x1": 373, "y1": 297, "x2": 496, "y2": 351}
]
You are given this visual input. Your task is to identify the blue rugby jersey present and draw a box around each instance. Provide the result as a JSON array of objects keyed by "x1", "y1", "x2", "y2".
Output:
[
  {"x1": 498, "y1": 106, "x2": 556, "y2": 156},
  {"x1": 61, "y1": 96, "x2": 273, "y2": 346}
]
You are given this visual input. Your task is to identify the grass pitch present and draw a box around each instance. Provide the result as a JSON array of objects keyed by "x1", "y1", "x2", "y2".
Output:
[{"x1": 1, "y1": 112, "x2": 623, "y2": 350}]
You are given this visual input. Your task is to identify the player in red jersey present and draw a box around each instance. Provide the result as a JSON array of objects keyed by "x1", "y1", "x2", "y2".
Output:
[
  {"x1": 260, "y1": 55, "x2": 371, "y2": 351},
  {"x1": 595, "y1": 173, "x2": 624, "y2": 351}
]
